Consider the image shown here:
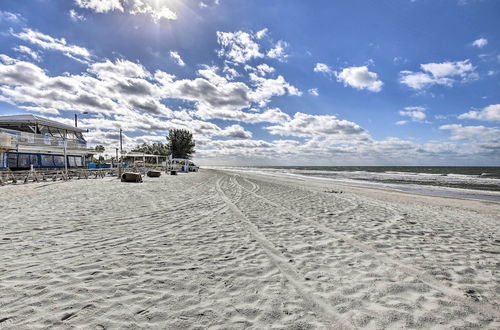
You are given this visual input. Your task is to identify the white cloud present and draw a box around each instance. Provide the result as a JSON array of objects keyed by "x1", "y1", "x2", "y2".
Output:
[
  {"x1": 313, "y1": 62, "x2": 334, "y2": 76},
  {"x1": 220, "y1": 124, "x2": 252, "y2": 138},
  {"x1": 13, "y1": 45, "x2": 42, "y2": 62},
  {"x1": 222, "y1": 65, "x2": 240, "y2": 80},
  {"x1": 458, "y1": 104, "x2": 500, "y2": 122},
  {"x1": 472, "y1": 38, "x2": 488, "y2": 48},
  {"x1": 0, "y1": 10, "x2": 22, "y2": 23},
  {"x1": 255, "y1": 28, "x2": 268, "y2": 40},
  {"x1": 255, "y1": 63, "x2": 275, "y2": 76},
  {"x1": 421, "y1": 60, "x2": 474, "y2": 77},
  {"x1": 336, "y1": 66, "x2": 383, "y2": 92},
  {"x1": 308, "y1": 88, "x2": 319, "y2": 96},
  {"x1": 74, "y1": 0, "x2": 177, "y2": 22},
  {"x1": 400, "y1": 60, "x2": 476, "y2": 90},
  {"x1": 267, "y1": 40, "x2": 288, "y2": 61},
  {"x1": 397, "y1": 106, "x2": 427, "y2": 124},
  {"x1": 69, "y1": 9, "x2": 86, "y2": 21},
  {"x1": 216, "y1": 31, "x2": 263, "y2": 64},
  {"x1": 393, "y1": 56, "x2": 407, "y2": 65},
  {"x1": 169, "y1": 51, "x2": 185, "y2": 66},
  {"x1": 89, "y1": 59, "x2": 150, "y2": 78},
  {"x1": 196, "y1": 107, "x2": 290, "y2": 124},
  {"x1": 249, "y1": 73, "x2": 301, "y2": 106},
  {"x1": 0, "y1": 55, "x2": 47, "y2": 85},
  {"x1": 265, "y1": 112, "x2": 368, "y2": 140},
  {"x1": 439, "y1": 124, "x2": 500, "y2": 141},
  {"x1": 74, "y1": 0, "x2": 124, "y2": 13},
  {"x1": 128, "y1": 0, "x2": 177, "y2": 22},
  {"x1": 13, "y1": 28, "x2": 91, "y2": 62}
]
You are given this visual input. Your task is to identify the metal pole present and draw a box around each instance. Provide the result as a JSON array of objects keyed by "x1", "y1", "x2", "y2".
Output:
[
  {"x1": 74, "y1": 114, "x2": 78, "y2": 128},
  {"x1": 119, "y1": 128, "x2": 123, "y2": 156},
  {"x1": 118, "y1": 129, "x2": 123, "y2": 178},
  {"x1": 63, "y1": 130, "x2": 68, "y2": 176}
]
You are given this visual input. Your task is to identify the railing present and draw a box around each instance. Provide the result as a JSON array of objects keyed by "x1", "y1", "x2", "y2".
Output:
[
  {"x1": 0, "y1": 168, "x2": 117, "y2": 185},
  {"x1": 0, "y1": 128, "x2": 89, "y2": 151}
]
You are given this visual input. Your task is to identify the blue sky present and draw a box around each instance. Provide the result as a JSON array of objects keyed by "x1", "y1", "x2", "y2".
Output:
[{"x1": 0, "y1": 0, "x2": 499, "y2": 165}]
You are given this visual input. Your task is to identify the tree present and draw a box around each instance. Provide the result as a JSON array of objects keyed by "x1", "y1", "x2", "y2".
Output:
[
  {"x1": 132, "y1": 142, "x2": 169, "y2": 155},
  {"x1": 95, "y1": 145, "x2": 105, "y2": 152},
  {"x1": 166, "y1": 129, "x2": 195, "y2": 159}
]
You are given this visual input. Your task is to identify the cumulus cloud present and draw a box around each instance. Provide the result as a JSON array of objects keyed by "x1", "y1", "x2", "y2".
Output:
[
  {"x1": 439, "y1": 124, "x2": 500, "y2": 141},
  {"x1": 421, "y1": 61, "x2": 474, "y2": 77},
  {"x1": 255, "y1": 64, "x2": 275, "y2": 76},
  {"x1": 74, "y1": 0, "x2": 124, "y2": 13},
  {"x1": 396, "y1": 106, "x2": 427, "y2": 125},
  {"x1": 249, "y1": 73, "x2": 301, "y2": 106},
  {"x1": 196, "y1": 107, "x2": 291, "y2": 124},
  {"x1": 0, "y1": 10, "x2": 22, "y2": 23},
  {"x1": 0, "y1": 50, "x2": 303, "y2": 144},
  {"x1": 169, "y1": 51, "x2": 185, "y2": 66},
  {"x1": 69, "y1": 9, "x2": 86, "y2": 21},
  {"x1": 0, "y1": 55, "x2": 47, "y2": 85},
  {"x1": 472, "y1": 38, "x2": 488, "y2": 48},
  {"x1": 458, "y1": 104, "x2": 500, "y2": 122},
  {"x1": 336, "y1": 66, "x2": 383, "y2": 92},
  {"x1": 267, "y1": 40, "x2": 288, "y2": 61},
  {"x1": 216, "y1": 30, "x2": 264, "y2": 64},
  {"x1": 313, "y1": 63, "x2": 334, "y2": 76},
  {"x1": 13, "y1": 28, "x2": 91, "y2": 62},
  {"x1": 89, "y1": 59, "x2": 150, "y2": 78},
  {"x1": 13, "y1": 45, "x2": 42, "y2": 62},
  {"x1": 74, "y1": 0, "x2": 176, "y2": 22},
  {"x1": 265, "y1": 112, "x2": 368, "y2": 140},
  {"x1": 400, "y1": 60, "x2": 476, "y2": 89},
  {"x1": 308, "y1": 88, "x2": 319, "y2": 96},
  {"x1": 220, "y1": 124, "x2": 252, "y2": 138},
  {"x1": 128, "y1": 0, "x2": 177, "y2": 22},
  {"x1": 255, "y1": 28, "x2": 268, "y2": 40}
]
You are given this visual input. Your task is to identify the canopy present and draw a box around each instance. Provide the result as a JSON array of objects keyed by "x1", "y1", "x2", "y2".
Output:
[{"x1": 0, "y1": 114, "x2": 87, "y2": 133}]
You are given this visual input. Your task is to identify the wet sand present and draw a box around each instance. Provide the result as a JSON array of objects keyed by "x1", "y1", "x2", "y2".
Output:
[{"x1": 0, "y1": 169, "x2": 499, "y2": 329}]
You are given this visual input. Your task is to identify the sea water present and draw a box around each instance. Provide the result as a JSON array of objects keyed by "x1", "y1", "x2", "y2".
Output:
[{"x1": 211, "y1": 166, "x2": 500, "y2": 202}]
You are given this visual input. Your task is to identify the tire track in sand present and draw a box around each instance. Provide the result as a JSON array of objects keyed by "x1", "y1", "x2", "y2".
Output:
[
  {"x1": 230, "y1": 173, "x2": 500, "y2": 321},
  {"x1": 216, "y1": 175, "x2": 352, "y2": 329}
]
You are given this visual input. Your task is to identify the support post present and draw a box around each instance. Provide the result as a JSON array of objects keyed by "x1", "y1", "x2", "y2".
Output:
[
  {"x1": 118, "y1": 129, "x2": 123, "y2": 179},
  {"x1": 63, "y1": 130, "x2": 68, "y2": 176}
]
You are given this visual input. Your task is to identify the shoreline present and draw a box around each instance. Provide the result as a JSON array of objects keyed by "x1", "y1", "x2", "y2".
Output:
[{"x1": 210, "y1": 166, "x2": 500, "y2": 203}]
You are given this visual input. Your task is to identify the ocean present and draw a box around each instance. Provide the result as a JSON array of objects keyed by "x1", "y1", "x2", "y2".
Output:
[{"x1": 210, "y1": 166, "x2": 500, "y2": 202}]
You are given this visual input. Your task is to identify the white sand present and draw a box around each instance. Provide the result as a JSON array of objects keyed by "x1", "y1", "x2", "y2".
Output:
[{"x1": 0, "y1": 169, "x2": 499, "y2": 329}]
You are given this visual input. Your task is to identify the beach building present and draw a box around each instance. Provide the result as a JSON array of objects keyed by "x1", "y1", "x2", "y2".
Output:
[{"x1": 0, "y1": 114, "x2": 95, "y2": 170}]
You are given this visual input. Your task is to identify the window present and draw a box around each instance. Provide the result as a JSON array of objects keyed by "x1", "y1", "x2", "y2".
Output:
[
  {"x1": 30, "y1": 155, "x2": 38, "y2": 166},
  {"x1": 7, "y1": 153, "x2": 17, "y2": 168},
  {"x1": 53, "y1": 155, "x2": 65, "y2": 167},
  {"x1": 17, "y1": 154, "x2": 30, "y2": 168},
  {"x1": 68, "y1": 156, "x2": 76, "y2": 167},
  {"x1": 41, "y1": 155, "x2": 54, "y2": 167}
]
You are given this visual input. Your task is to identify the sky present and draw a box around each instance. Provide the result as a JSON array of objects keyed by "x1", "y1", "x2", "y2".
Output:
[{"x1": 0, "y1": 0, "x2": 499, "y2": 165}]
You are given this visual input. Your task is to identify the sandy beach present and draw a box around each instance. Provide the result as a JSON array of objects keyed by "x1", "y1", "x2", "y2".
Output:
[{"x1": 1, "y1": 169, "x2": 499, "y2": 329}]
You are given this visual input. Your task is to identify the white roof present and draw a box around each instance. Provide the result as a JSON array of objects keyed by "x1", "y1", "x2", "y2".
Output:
[{"x1": 0, "y1": 114, "x2": 86, "y2": 133}]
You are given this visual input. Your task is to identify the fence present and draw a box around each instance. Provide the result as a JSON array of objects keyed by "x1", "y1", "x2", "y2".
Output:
[
  {"x1": 0, "y1": 168, "x2": 117, "y2": 185},
  {"x1": 0, "y1": 165, "x2": 171, "y2": 186}
]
